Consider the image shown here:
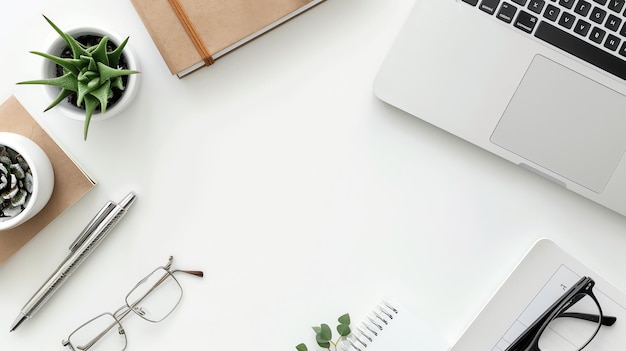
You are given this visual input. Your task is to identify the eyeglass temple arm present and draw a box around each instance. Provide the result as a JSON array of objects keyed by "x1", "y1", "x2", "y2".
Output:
[
  {"x1": 557, "y1": 311, "x2": 617, "y2": 326},
  {"x1": 173, "y1": 269, "x2": 204, "y2": 277}
]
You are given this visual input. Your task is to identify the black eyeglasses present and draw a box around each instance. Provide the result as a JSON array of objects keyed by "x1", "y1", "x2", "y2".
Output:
[{"x1": 505, "y1": 276, "x2": 616, "y2": 351}]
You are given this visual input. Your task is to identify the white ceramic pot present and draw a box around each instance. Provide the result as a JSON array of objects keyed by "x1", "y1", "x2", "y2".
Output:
[
  {"x1": 41, "y1": 26, "x2": 140, "y2": 123},
  {"x1": 0, "y1": 132, "x2": 55, "y2": 230}
]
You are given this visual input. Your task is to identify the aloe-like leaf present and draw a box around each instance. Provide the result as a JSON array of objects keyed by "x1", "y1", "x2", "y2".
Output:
[
  {"x1": 17, "y1": 72, "x2": 78, "y2": 92},
  {"x1": 76, "y1": 80, "x2": 89, "y2": 107},
  {"x1": 83, "y1": 95, "x2": 99, "y2": 140},
  {"x1": 77, "y1": 70, "x2": 98, "y2": 83},
  {"x1": 96, "y1": 62, "x2": 138, "y2": 85},
  {"x1": 107, "y1": 36, "x2": 129, "y2": 67},
  {"x1": 111, "y1": 76, "x2": 124, "y2": 90},
  {"x1": 42, "y1": 15, "x2": 89, "y2": 59},
  {"x1": 90, "y1": 36, "x2": 109, "y2": 66},
  {"x1": 29, "y1": 51, "x2": 80, "y2": 76},
  {"x1": 44, "y1": 89, "x2": 74, "y2": 112},
  {"x1": 88, "y1": 80, "x2": 111, "y2": 115},
  {"x1": 79, "y1": 55, "x2": 98, "y2": 72}
]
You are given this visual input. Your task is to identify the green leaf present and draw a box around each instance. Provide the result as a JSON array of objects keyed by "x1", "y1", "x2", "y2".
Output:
[
  {"x1": 42, "y1": 15, "x2": 89, "y2": 58},
  {"x1": 295, "y1": 343, "x2": 308, "y2": 351},
  {"x1": 29, "y1": 51, "x2": 81, "y2": 76},
  {"x1": 17, "y1": 72, "x2": 78, "y2": 92},
  {"x1": 337, "y1": 324, "x2": 351, "y2": 337},
  {"x1": 107, "y1": 36, "x2": 129, "y2": 67},
  {"x1": 83, "y1": 94, "x2": 99, "y2": 140},
  {"x1": 96, "y1": 62, "x2": 138, "y2": 85},
  {"x1": 315, "y1": 334, "x2": 330, "y2": 349},
  {"x1": 90, "y1": 36, "x2": 109, "y2": 66},
  {"x1": 312, "y1": 326, "x2": 322, "y2": 334},
  {"x1": 318, "y1": 324, "x2": 332, "y2": 342},
  {"x1": 338, "y1": 313, "x2": 350, "y2": 325},
  {"x1": 44, "y1": 89, "x2": 74, "y2": 112}
]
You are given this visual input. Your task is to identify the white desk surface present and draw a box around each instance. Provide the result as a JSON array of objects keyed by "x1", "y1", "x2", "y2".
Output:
[{"x1": 1, "y1": 0, "x2": 626, "y2": 350}]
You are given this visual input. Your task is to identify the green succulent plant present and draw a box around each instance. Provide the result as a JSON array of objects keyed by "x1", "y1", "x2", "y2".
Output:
[{"x1": 17, "y1": 15, "x2": 139, "y2": 140}]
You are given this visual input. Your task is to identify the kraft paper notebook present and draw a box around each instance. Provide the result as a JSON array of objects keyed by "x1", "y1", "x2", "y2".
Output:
[
  {"x1": 0, "y1": 96, "x2": 95, "y2": 266},
  {"x1": 451, "y1": 239, "x2": 626, "y2": 351},
  {"x1": 131, "y1": 0, "x2": 326, "y2": 78}
]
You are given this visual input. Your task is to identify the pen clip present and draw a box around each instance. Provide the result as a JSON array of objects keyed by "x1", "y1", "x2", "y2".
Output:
[{"x1": 69, "y1": 202, "x2": 117, "y2": 252}]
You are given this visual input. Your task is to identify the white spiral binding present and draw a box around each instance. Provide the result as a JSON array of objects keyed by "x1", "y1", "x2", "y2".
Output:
[{"x1": 340, "y1": 300, "x2": 399, "y2": 351}]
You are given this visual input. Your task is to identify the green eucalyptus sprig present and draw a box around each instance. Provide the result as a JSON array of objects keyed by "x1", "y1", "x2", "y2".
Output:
[
  {"x1": 296, "y1": 313, "x2": 351, "y2": 351},
  {"x1": 17, "y1": 15, "x2": 139, "y2": 140}
]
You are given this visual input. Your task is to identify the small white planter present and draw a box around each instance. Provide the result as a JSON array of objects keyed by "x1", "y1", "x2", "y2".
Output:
[
  {"x1": 0, "y1": 132, "x2": 54, "y2": 230},
  {"x1": 41, "y1": 26, "x2": 140, "y2": 124}
]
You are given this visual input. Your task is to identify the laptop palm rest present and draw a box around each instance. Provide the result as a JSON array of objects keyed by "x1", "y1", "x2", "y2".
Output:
[{"x1": 490, "y1": 55, "x2": 626, "y2": 193}]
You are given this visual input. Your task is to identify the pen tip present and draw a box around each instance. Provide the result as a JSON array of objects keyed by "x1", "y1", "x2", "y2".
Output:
[{"x1": 9, "y1": 314, "x2": 27, "y2": 332}]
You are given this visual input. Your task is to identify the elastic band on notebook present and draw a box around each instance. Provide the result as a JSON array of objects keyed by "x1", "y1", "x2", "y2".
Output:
[{"x1": 167, "y1": 0, "x2": 214, "y2": 66}]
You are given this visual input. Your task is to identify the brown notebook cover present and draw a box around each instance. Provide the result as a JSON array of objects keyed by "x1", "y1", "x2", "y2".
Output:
[
  {"x1": 131, "y1": 0, "x2": 325, "y2": 77},
  {"x1": 0, "y1": 96, "x2": 96, "y2": 266}
]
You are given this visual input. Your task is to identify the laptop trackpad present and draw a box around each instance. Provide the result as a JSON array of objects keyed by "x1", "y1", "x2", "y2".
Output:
[{"x1": 490, "y1": 55, "x2": 626, "y2": 193}]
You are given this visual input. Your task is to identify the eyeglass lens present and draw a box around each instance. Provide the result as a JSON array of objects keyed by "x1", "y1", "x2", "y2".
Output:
[
  {"x1": 538, "y1": 293, "x2": 602, "y2": 351},
  {"x1": 125, "y1": 267, "x2": 183, "y2": 323},
  {"x1": 66, "y1": 313, "x2": 127, "y2": 351}
]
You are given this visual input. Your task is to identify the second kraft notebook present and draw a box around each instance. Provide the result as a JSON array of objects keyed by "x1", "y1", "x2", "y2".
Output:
[{"x1": 131, "y1": 0, "x2": 326, "y2": 78}]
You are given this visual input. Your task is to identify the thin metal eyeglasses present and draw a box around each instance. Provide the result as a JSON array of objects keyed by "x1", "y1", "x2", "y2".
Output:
[
  {"x1": 505, "y1": 276, "x2": 616, "y2": 351},
  {"x1": 62, "y1": 256, "x2": 203, "y2": 351}
]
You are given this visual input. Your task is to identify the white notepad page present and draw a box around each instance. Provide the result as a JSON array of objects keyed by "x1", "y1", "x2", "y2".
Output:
[{"x1": 341, "y1": 299, "x2": 449, "y2": 351}]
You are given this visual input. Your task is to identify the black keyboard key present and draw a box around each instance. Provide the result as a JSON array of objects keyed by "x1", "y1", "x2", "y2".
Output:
[
  {"x1": 544, "y1": 4, "x2": 561, "y2": 20},
  {"x1": 558, "y1": 12, "x2": 576, "y2": 29},
  {"x1": 559, "y1": 0, "x2": 575, "y2": 9},
  {"x1": 605, "y1": 14, "x2": 622, "y2": 31},
  {"x1": 619, "y1": 41, "x2": 626, "y2": 57},
  {"x1": 479, "y1": 0, "x2": 501, "y2": 14},
  {"x1": 620, "y1": 22, "x2": 626, "y2": 36},
  {"x1": 515, "y1": 10, "x2": 539, "y2": 32},
  {"x1": 592, "y1": 0, "x2": 608, "y2": 5},
  {"x1": 608, "y1": 0, "x2": 625, "y2": 13},
  {"x1": 574, "y1": 0, "x2": 592, "y2": 16},
  {"x1": 512, "y1": 0, "x2": 527, "y2": 4},
  {"x1": 497, "y1": 3, "x2": 518, "y2": 23},
  {"x1": 590, "y1": 7, "x2": 607, "y2": 24},
  {"x1": 528, "y1": 0, "x2": 546, "y2": 13},
  {"x1": 605, "y1": 33, "x2": 621, "y2": 50},
  {"x1": 574, "y1": 18, "x2": 592, "y2": 36},
  {"x1": 590, "y1": 27, "x2": 607, "y2": 43},
  {"x1": 534, "y1": 21, "x2": 626, "y2": 79},
  {"x1": 462, "y1": 0, "x2": 479, "y2": 5}
]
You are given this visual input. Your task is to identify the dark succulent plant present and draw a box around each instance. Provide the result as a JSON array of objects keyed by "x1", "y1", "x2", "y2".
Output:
[
  {"x1": 17, "y1": 15, "x2": 139, "y2": 140},
  {"x1": 0, "y1": 146, "x2": 33, "y2": 219}
]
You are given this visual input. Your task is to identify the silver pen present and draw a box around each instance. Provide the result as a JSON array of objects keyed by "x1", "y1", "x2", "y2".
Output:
[{"x1": 9, "y1": 192, "x2": 137, "y2": 332}]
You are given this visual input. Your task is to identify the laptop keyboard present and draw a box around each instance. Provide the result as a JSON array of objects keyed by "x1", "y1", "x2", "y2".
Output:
[{"x1": 461, "y1": 0, "x2": 626, "y2": 80}]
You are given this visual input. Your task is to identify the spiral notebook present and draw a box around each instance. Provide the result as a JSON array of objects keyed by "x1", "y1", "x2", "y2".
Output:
[{"x1": 341, "y1": 299, "x2": 449, "y2": 351}]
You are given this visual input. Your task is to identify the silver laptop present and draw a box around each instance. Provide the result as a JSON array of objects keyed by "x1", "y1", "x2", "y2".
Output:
[{"x1": 374, "y1": 0, "x2": 626, "y2": 215}]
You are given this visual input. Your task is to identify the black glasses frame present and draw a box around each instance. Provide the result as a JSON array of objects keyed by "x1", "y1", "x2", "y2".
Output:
[{"x1": 505, "y1": 276, "x2": 617, "y2": 351}]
